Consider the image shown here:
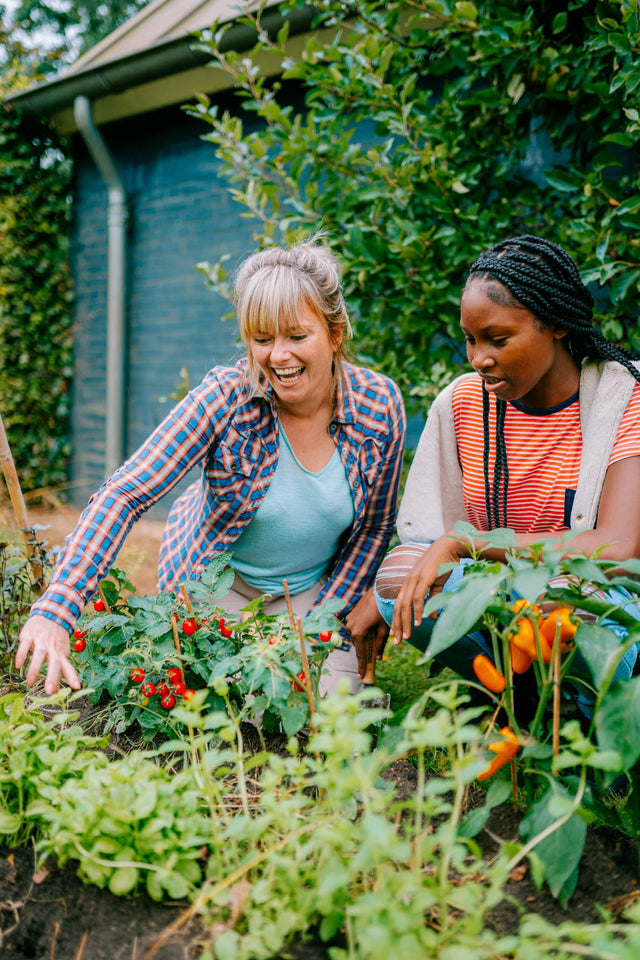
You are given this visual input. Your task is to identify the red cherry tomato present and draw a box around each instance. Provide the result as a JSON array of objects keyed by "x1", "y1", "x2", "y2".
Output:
[
  {"x1": 157, "y1": 682, "x2": 170, "y2": 698},
  {"x1": 141, "y1": 682, "x2": 156, "y2": 697},
  {"x1": 182, "y1": 618, "x2": 197, "y2": 636},
  {"x1": 160, "y1": 694, "x2": 176, "y2": 710},
  {"x1": 130, "y1": 668, "x2": 145, "y2": 683},
  {"x1": 167, "y1": 667, "x2": 182, "y2": 683},
  {"x1": 268, "y1": 637, "x2": 279, "y2": 645},
  {"x1": 319, "y1": 631, "x2": 332, "y2": 643},
  {"x1": 93, "y1": 598, "x2": 105, "y2": 612},
  {"x1": 293, "y1": 671, "x2": 307, "y2": 692},
  {"x1": 220, "y1": 625, "x2": 233, "y2": 638},
  {"x1": 184, "y1": 689, "x2": 196, "y2": 700},
  {"x1": 171, "y1": 681, "x2": 186, "y2": 696},
  {"x1": 73, "y1": 628, "x2": 87, "y2": 640},
  {"x1": 73, "y1": 638, "x2": 86, "y2": 652}
]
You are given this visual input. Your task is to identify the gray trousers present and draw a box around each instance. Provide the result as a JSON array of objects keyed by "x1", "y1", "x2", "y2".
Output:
[{"x1": 223, "y1": 573, "x2": 363, "y2": 696}]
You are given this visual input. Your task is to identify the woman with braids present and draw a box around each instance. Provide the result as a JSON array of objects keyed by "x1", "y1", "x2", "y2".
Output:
[{"x1": 367, "y1": 234, "x2": 640, "y2": 699}]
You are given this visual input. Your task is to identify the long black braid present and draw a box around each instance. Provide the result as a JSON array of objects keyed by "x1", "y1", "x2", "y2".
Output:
[{"x1": 466, "y1": 234, "x2": 640, "y2": 530}]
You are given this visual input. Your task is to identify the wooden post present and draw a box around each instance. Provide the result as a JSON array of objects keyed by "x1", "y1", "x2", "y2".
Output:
[
  {"x1": 362, "y1": 630, "x2": 377, "y2": 685},
  {"x1": 0, "y1": 413, "x2": 32, "y2": 549},
  {"x1": 0, "y1": 413, "x2": 42, "y2": 585}
]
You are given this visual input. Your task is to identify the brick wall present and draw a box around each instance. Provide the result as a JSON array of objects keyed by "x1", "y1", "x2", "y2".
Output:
[{"x1": 70, "y1": 96, "x2": 262, "y2": 517}]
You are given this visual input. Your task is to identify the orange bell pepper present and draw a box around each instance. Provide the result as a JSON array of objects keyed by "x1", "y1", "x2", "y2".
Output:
[
  {"x1": 472, "y1": 654, "x2": 506, "y2": 693},
  {"x1": 539, "y1": 606, "x2": 578, "y2": 652},
  {"x1": 509, "y1": 639, "x2": 532, "y2": 675},
  {"x1": 477, "y1": 727, "x2": 520, "y2": 781},
  {"x1": 510, "y1": 615, "x2": 552, "y2": 663}
]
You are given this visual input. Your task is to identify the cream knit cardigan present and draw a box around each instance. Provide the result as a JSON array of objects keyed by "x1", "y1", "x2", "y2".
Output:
[{"x1": 398, "y1": 360, "x2": 640, "y2": 544}]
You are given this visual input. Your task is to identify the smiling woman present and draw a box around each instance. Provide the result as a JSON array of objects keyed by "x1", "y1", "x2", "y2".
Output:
[{"x1": 16, "y1": 238, "x2": 406, "y2": 698}]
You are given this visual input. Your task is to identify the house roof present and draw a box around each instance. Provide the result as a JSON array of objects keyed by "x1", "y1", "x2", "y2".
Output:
[
  {"x1": 69, "y1": 0, "x2": 271, "y2": 73},
  {"x1": 6, "y1": 0, "x2": 316, "y2": 134}
]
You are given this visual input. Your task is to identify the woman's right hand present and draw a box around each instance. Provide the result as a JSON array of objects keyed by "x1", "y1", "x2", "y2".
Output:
[{"x1": 15, "y1": 614, "x2": 81, "y2": 695}]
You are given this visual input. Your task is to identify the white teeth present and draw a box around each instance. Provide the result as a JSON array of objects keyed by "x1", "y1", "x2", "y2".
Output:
[{"x1": 274, "y1": 366, "x2": 304, "y2": 379}]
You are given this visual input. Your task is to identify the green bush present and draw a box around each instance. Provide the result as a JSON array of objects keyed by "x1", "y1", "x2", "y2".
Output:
[
  {"x1": 0, "y1": 78, "x2": 73, "y2": 491},
  {"x1": 191, "y1": 0, "x2": 640, "y2": 414}
]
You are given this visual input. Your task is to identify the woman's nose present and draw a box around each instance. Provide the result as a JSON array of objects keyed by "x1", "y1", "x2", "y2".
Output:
[
  {"x1": 270, "y1": 336, "x2": 291, "y2": 361},
  {"x1": 472, "y1": 345, "x2": 493, "y2": 370}
]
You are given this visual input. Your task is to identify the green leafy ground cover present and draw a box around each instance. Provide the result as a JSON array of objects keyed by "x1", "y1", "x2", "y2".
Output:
[{"x1": 2, "y1": 530, "x2": 640, "y2": 957}]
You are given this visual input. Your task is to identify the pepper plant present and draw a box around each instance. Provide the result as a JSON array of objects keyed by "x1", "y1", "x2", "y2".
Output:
[{"x1": 419, "y1": 521, "x2": 640, "y2": 904}]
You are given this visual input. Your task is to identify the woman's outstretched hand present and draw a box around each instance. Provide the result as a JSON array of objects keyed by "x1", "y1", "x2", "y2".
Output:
[
  {"x1": 390, "y1": 536, "x2": 462, "y2": 644},
  {"x1": 15, "y1": 614, "x2": 81, "y2": 695}
]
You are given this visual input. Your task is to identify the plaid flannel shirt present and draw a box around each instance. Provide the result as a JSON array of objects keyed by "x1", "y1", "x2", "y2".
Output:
[{"x1": 32, "y1": 360, "x2": 406, "y2": 633}]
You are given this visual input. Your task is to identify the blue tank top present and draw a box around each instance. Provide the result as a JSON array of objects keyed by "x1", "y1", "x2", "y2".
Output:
[{"x1": 229, "y1": 428, "x2": 355, "y2": 593}]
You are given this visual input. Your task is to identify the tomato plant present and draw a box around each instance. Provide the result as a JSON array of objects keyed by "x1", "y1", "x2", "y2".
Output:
[{"x1": 73, "y1": 557, "x2": 343, "y2": 740}]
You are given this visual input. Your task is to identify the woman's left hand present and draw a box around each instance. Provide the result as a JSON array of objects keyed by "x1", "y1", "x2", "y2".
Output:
[
  {"x1": 344, "y1": 588, "x2": 390, "y2": 679},
  {"x1": 391, "y1": 535, "x2": 463, "y2": 644}
]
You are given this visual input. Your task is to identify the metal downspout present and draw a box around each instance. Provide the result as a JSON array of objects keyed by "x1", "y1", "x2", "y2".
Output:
[{"x1": 73, "y1": 94, "x2": 127, "y2": 478}]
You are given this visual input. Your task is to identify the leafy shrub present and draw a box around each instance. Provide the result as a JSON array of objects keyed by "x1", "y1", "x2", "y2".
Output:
[
  {"x1": 0, "y1": 530, "x2": 57, "y2": 669},
  {"x1": 190, "y1": 0, "x2": 640, "y2": 414},
  {"x1": 0, "y1": 96, "x2": 73, "y2": 490}
]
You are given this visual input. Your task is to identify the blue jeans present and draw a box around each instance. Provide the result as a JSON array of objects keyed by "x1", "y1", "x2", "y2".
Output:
[{"x1": 374, "y1": 563, "x2": 640, "y2": 715}]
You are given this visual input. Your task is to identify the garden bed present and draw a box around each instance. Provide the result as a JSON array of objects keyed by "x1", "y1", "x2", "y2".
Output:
[
  {"x1": 2, "y1": 764, "x2": 639, "y2": 960},
  {"x1": 2, "y1": 505, "x2": 640, "y2": 959}
]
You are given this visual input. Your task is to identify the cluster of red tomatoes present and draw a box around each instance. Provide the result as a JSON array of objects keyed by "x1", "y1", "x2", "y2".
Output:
[
  {"x1": 72, "y1": 628, "x2": 87, "y2": 652},
  {"x1": 129, "y1": 666, "x2": 196, "y2": 710},
  {"x1": 175, "y1": 615, "x2": 234, "y2": 638},
  {"x1": 291, "y1": 632, "x2": 333, "y2": 691}
]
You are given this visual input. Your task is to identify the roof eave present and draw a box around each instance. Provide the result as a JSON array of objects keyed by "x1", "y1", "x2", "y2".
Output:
[{"x1": 5, "y1": 5, "x2": 315, "y2": 122}]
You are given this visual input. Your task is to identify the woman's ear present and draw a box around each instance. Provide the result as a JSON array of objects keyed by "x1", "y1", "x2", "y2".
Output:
[{"x1": 552, "y1": 326, "x2": 569, "y2": 341}]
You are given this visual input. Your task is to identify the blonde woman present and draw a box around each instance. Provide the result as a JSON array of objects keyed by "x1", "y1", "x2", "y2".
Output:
[{"x1": 18, "y1": 240, "x2": 406, "y2": 695}]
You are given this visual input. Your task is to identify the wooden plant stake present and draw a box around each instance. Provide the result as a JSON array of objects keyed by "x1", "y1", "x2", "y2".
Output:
[
  {"x1": 552, "y1": 639, "x2": 561, "y2": 766},
  {"x1": 97, "y1": 583, "x2": 112, "y2": 614},
  {"x1": 296, "y1": 617, "x2": 317, "y2": 735},
  {"x1": 281, "y1": 579, "x2": 295, "y2": 630},
  {"x1": 171, "y1": 616, "x2": 186, "y2": 683},
  {"x1": 0, "y1": 412, "x2": 42, "y2": 583},
  {"x1": 361, "y1": 629, "x2": 377, "y2": 685},
  {"x1": 179, "y1": 584, "x2": 194, "y2": 615}
]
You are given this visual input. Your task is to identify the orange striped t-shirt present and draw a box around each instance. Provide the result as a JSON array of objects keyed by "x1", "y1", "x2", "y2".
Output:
[{"x1": 451, "y1": 375, "x2": 640, "y2": 533}]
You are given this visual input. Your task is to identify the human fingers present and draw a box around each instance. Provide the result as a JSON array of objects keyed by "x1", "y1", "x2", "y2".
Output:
[
  {"x1": 374, "y1": 620, "x2": 389, "y2": 660},
  {"x1": 17, "y1": 617, "x2": 80, "y2": 693}
]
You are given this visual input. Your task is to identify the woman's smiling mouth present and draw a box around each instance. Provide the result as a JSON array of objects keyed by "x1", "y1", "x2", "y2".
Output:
[{"x1": 273, "y1": 365, "x2": 305, "y2": 383}]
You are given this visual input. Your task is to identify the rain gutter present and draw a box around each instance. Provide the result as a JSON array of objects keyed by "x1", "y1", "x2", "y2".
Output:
[
  {"x1": 74, "y1": 95, "x2": 127, "y2": 477},
  {"x1": 5, "y1": 6, "x2": 315, "y2": 122}
]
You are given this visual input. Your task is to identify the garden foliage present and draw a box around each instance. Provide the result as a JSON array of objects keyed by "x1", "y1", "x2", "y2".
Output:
[
  {"x1": 4, "y1": 684, "x2": 640, "y2": 959},
  {"x1": 71, "y1": 559, "x2": 344, "y2": 741},
  {"x1": 191, "y1": 0, "x2": 640, "y2": 411},
  {"x1": 0, "y1": 71, "x2": 73, "y2": 491}
]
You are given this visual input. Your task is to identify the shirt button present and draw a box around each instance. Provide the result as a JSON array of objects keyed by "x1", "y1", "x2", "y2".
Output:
[
  {"x1": 576, "y1": 514, "x2": 583, "y2": 521},
  {"x1": 329, "y1": 422, "x2": 337, "y2": 435}
]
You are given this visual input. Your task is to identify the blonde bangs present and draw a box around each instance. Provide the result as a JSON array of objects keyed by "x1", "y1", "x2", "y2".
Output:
[{"x1": 238, "y1": 264, "x2": 321, "y2": 343}]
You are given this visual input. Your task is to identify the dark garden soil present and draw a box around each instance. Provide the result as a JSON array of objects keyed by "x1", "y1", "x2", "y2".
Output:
[
  {"x1": 2, "y1": 764, "x2": 639, "y2": 959},
  {"x1": 2, "y1": 506, "x2": 640, "y2": 958}
]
